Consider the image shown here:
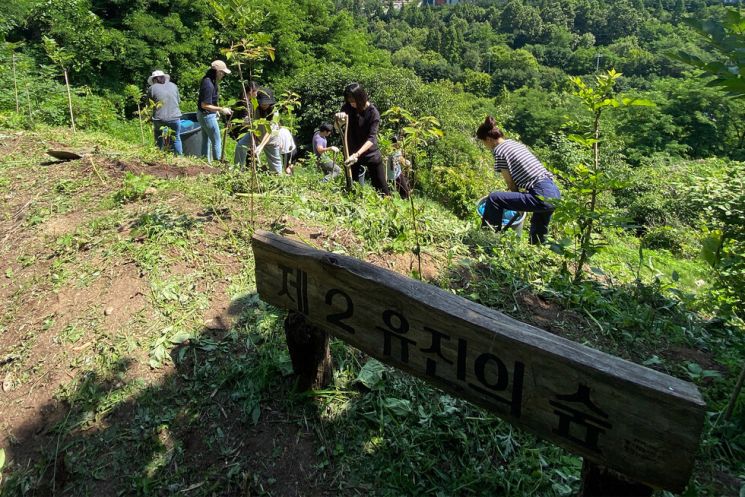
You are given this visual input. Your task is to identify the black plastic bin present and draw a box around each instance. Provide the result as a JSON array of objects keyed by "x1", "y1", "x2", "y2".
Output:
[{"x1": 152, "y1": 111, "x2": 203, "y2": 157}]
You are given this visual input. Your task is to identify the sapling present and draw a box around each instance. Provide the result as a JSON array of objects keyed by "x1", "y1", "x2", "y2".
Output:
[
  {"x1": 554, "y1": 70, "x2": 652, "y2": 283},
  {"x1": 382, "y1": 106, "x2": 443, "y2": 279},
  {"x1": 5, "y1": 41, "x2": 24, "y2": 113},
  {"x1": 124, "y1": 84, "x2": 146, "y2": 145},
  {"x1": 209, "y1": 0, "x2": 278, "y2": 232},
  {"x1": 42, "y1": 36, "x2": 76, "y2": 133}
]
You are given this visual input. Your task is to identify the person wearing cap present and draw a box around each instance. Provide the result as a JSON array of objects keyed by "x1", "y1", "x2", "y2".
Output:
[
  {"x1": 196, "y1": 60, "x2": 232, "y2": 163},
  {"x1": 236, "y1": 87, "x2": 284, "y2": 174},
  {"x1": 147, "y1": 70, "x2": 183, "y2": 155}
]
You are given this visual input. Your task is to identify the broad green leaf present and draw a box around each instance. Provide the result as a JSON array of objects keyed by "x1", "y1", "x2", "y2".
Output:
[
  {"x1": 356, "y1": 359, "x2": 386, "y2": 390},
  {"x1": 169, "y1": 331, "x2": 191, "y2": 344},
  {"x1": 383, "y1": 398, "x2": 412, "y2": 416},
  {"x1": 701, "y1": 233, "x2": 723, "y2": 267}
]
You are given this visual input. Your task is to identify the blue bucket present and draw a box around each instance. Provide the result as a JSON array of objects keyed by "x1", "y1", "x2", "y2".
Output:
[{"x1": 477, "y1": 196, "x2": 526, "y2": 232}]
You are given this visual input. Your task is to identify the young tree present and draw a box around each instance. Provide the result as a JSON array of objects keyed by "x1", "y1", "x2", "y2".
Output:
[
  {"x1": 382, "y1": 106, "x2": 443, "y2": 279},
  {"x1": 553, "y1": 70, "x2": 652, "y2": 283},
  {"x1": 42, "y1": 36, "x2": 75, "y2": 133},
  {"x1": 124, "y1": 84, "x2": 146, "y2": 145}
]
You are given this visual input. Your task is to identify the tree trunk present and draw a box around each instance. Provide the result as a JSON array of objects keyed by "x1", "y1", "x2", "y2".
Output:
[
  {"x1": 63, "y1": 68, "x2": 76, "y2": 133},
  {"x1": 136, "y1": 103, "x2": 144, "y2": 145}
]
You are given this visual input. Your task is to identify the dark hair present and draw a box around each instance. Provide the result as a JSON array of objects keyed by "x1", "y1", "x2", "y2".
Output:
[
  {"x1": 243, "y1": 81, "x2": 259, "y2": 101},
  {"x1": 476, "y1": 116, "x2": 505, "y2": 141},
  {"x1": 205, "y1": 68, "x2": 217, "y2": 81},
  {"x1": 319, "y1": 123, "x2": 333, "y2": 133},
  {"x1": 344, "y1": 82, "x2": 368, "y2": 110}
]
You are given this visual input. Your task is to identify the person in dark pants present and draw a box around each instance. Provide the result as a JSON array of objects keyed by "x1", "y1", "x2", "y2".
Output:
[
  {"x1": 147, "y1": 70, "x2": 182, "y2": 155},
  {"x1": 312, "y1": 123, "x2": 341, "y2": 182},
  {"x1": 476, "y1": 116, "x2": 561, "y2": 244},
  {"x1": 334, "y1": 83, "x2": 389, "y2": 196}
]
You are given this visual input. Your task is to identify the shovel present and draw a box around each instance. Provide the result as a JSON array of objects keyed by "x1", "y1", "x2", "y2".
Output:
[
  {"x1": 340, "y1": 118, "x2": 353, "y2": 192},
  {"x1": 46, "y1": 149, "x2": 92, "y2": 161}
]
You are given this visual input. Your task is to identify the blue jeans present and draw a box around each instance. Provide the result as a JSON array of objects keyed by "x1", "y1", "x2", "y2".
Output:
[
  {"x1": 235, "y1": 135, "x2": 282, "y2": 174},
  {"x1": 154, "y1": 120, "x2": 183, "y2": 155},
  {"x1": 234, "y1": 133, "x2": 252, "y2": 168},
  {"x1": 262, "y1": 143, "x2": 283, "y2": 174},
  {"x1": 482, "y1": 178, "x2": 561, "y2": 244},
  {"x1": 196, "y1": 111, "x2": 221, "y2": 163}
]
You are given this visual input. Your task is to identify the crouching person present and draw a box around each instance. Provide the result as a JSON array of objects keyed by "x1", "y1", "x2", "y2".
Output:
[{"x1": 476, "y1": 116, "x2": 561, "y2": 244}]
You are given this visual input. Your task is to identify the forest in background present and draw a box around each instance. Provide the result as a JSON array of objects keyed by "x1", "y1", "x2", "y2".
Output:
[{"x1": 1, "y1": 0, "x2": 745, "y2": 495}]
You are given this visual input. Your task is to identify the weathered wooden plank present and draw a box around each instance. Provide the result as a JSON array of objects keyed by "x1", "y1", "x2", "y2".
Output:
[{"x1": 251, "y1": 230, "x2": 705, "y2": 492}]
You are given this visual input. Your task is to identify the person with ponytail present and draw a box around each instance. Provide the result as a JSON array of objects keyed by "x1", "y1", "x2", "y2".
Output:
[
  {"x1": 476, "y1": 116, "x2": 561, "y2": 244},
  {"x1": 334, "y1": 83, "x2": 389, "y2": 196}
]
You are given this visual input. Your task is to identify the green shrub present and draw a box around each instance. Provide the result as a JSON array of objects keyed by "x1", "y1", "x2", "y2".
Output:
[
  {"x1": 642, "y1": 225, "x2": 688, "y2": 255},
  {"x1": 419, "y1": 163, "x2": 492, "y2": 219},
  {"x1": 113, "y1": 172, "x2": 157, "y2": 203}
]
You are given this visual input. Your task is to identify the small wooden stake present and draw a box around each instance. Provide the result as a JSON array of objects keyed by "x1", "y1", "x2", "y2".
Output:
[
  {"x1": 63, "y1": 67, "x2": 76, "y2": 133},
  {"x1": 580, "y1": 460, "x2": 653, "y2": 497},
  {"x1": 283, "y1": 311, "x2": 332, "y2": 391}
]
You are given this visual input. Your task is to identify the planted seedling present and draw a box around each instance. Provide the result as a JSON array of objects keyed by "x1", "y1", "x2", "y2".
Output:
[
  {"x1": 382, "y1": 106, "x2": 443, "y2": 279},
  {"x1": 42, "y1": 36, "x2": 76, "y2": 133},
  {"x1": 124, "y1": 84, "x2": 147, "y2": 145}
]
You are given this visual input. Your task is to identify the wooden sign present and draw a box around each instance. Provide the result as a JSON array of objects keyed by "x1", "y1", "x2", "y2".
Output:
[{"x1": 252, "y1": 230, "x2": 705, "y2": 492}]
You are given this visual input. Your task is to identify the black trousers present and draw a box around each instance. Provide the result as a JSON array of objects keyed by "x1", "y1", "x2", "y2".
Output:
[{"x1": 352, "y1": 153, "x2": 390, "y2": 196}]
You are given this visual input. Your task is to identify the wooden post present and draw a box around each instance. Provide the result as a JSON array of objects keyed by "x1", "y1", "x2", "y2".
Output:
[
  {"x1": 63, "y1": 67, "x2": 76, "y2": 133},
  {"x1": 581, "y1": 460, "x2": 653, "y2": 497},
  {"x1": 284, "y1": 311, "x2": 333, "y2": 391},
  {"x1": 12, "y1": 53, "x2": 20, "y2": 113}
]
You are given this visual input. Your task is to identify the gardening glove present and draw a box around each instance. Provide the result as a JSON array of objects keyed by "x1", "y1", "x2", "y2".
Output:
[
  {"x1": 335, "y1": 112, "x2": 347, "y2": 123},
  {"x1": 345, "y1": 153, "x2": 358, "y2": 166},
  {"x1": 329, "y1": 146, "x2": 339, "y2": 153},
  {"x1": 220, "y1": 107, "x2": 233, "y2": 116}
]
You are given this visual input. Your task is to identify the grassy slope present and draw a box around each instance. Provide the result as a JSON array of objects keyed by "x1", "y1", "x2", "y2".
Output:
[{"x1": 0, "y1": 125, "x2": 742, "y2": 497}]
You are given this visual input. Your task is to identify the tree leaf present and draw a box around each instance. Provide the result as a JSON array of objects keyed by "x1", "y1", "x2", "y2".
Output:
[
  {"x1": 383, "y1": 398, "x2": 412, "y2": 416},
  {"x1": 355, "y1": 359, "x2": 386, "y2": 390}
]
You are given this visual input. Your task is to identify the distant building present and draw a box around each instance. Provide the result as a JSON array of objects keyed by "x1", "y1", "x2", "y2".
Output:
[{"x1": 423, "y1": 0, "x2": 460, "y2": 5}]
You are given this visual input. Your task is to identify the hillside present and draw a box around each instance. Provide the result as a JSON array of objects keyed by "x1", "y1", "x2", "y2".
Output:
[{"x1": 0, "y1": 127, "x2": 742, "y2": 496}]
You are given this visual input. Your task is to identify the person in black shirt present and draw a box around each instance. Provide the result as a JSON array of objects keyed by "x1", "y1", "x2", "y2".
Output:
[
  {"x1": 196, "y1": 60, "x2": 232, "y2": 163},
  {"x1": 335, "y1": 83, "x2": 389, "y2": 196}
]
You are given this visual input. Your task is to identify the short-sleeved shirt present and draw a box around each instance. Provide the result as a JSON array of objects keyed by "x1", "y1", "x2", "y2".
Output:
[
  {"x1": 340, "y1": 102, "x2": 380, "y2": 159},
  {"x1": 148, "y1": 81, "x2": 181, "y2": 122},
  {"x1": 197, "y1": 76, "x2": 218, "y2": 114},
  {"x1": 493, "y1": 139, "x2": 552, "y2": 190},
  {"x1": 312, "y1": 132, "x2": 327, "y2": 159}
]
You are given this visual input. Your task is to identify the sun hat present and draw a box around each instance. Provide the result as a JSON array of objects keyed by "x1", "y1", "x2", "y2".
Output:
[
  {"x1": 210, "y1": 60, "x2": 231, "y2": 74},
  {"x1": 147, "y1": 70, "x2": 170, "y2": 85},
  {"x1": 256, "y1": 87, "x2": 275, "y2": 106}
]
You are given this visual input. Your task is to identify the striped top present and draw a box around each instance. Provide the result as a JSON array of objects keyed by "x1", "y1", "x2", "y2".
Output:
[{"x1": 493, "y1": 139, "x2": 552, "y2": 190}]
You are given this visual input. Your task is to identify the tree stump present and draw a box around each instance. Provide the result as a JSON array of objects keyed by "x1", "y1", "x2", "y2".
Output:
[
  {"x1": 580, "y1": 460, "x2": 654, "y2": 497},
  {"x1": 283, "y1": 311, "x2": 333, "y2": 391}
]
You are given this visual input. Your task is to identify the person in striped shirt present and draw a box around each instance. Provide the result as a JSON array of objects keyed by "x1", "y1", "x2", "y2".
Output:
[{"x1": 476, "y1": 116, "x2": 561, "y2": 244}]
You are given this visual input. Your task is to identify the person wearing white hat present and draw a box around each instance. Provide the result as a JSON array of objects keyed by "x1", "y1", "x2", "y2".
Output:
[
  {"x1": 147, "y1": 70, "x2": 183, "y2": 155},
  {"x1": 196, "y1": 60, "x2": 232, "y2": 163}
]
